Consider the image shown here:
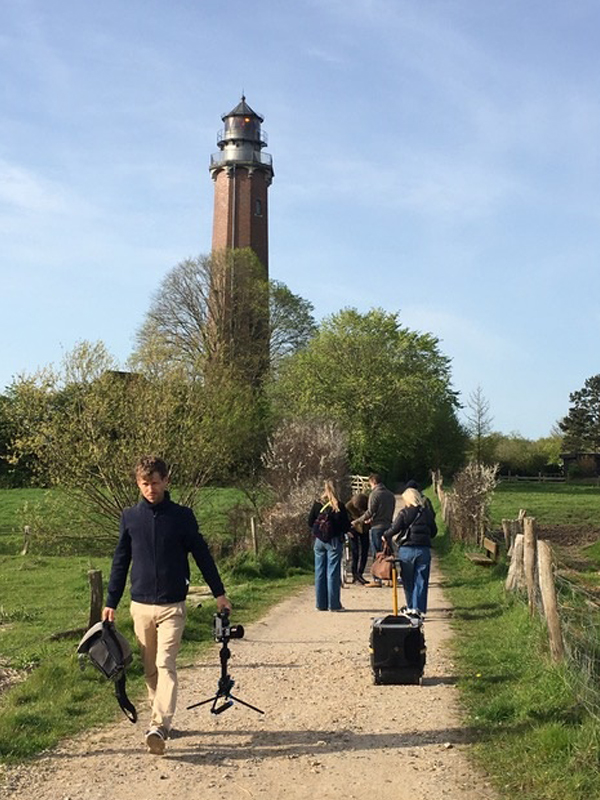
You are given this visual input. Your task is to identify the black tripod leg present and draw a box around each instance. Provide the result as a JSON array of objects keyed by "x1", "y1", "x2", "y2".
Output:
[
  {"x1": 187, "y1": 695, "x2": 218, "y2": 710},
  {"x1": 229, "y1": 694, "x2": 265, "y2": 715}
]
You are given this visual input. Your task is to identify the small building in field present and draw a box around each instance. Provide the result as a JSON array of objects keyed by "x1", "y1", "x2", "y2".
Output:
[{"x1": 560, "y1": 452, "x2": 600, "y2": 478}]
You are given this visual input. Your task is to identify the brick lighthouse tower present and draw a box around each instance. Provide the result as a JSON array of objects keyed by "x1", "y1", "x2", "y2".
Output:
[{"x1": 209, "y1": 96, "x2": 274, "y2": 274}]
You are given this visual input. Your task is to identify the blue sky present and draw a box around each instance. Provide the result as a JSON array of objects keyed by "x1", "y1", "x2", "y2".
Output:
[{"x1": 2, "y1": 0, "x2": 599, "y2": 438}]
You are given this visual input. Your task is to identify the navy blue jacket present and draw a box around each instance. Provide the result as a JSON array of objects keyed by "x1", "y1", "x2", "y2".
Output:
[{"x1": 106, "y1": 492, "x2": 225, "y2": 609}]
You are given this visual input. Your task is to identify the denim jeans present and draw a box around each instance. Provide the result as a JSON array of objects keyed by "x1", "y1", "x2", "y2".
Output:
[
  {"x1": 314, "y1": 537, "x2": 343, "y2": 610},
  {"x1": 399, "y1": 545, "x2": 432, "y2": 613},
  {"x1": 370, "y1": 525, "x2": 387, "y2": 556}
]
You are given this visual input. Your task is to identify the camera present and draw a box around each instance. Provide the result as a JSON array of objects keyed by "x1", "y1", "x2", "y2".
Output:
[{"x1": 213, "y1": 610, "x2": 244, "y2": 642}]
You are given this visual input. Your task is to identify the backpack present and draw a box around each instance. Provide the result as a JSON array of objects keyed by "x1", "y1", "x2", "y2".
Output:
[
  {"x1": 312, "y1": 502, "x2": 336, "y2": 543},
  {"x1": 77, "y1": 620, "x2": 137, "y2": 723}
]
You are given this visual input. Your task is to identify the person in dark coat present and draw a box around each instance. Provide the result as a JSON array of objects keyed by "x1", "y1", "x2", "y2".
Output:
[
  {"x1": 383, "y1": 487, "x2": 437, "y2": 614},
  {"x1": 345, "y1": 493, "x2": 370, "y2": 584},
  {"x1": 308, "y1": 479, "x2": 351, "y2": 611}
]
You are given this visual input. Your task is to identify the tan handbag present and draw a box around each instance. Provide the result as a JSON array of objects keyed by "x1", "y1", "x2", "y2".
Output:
[{"x1": 371, "y1": 551, "x2": 394, "y2": 581}]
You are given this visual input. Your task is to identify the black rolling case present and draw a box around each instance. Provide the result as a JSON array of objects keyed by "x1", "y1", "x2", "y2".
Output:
[{"x1": 369, "y1": 561, "x2": 426, "y2": 685}]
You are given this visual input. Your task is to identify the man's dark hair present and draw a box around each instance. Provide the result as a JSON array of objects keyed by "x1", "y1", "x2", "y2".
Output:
[
  {"x1": 369, "y1": 472, "x2": 382, "y2": 485},
  {"x1": 135, "y1": 455, "x2": 169, "y2": 480}
]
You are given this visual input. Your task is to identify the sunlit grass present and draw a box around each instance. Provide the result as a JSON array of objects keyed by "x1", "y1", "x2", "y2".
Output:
[
  {"x1": 490, "y1": 482, "x2": 600, "y2": 528},
  {"x1": 434, "y1": 502, "x2": 600, "y2": 800}
]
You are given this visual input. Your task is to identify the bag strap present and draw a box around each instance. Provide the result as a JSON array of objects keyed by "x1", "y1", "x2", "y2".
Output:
[
  {"x1": 410, "y1": 505, "x2": 425, "y2": 526},
  {"x1": 401, "y1": 506, "x2": 426, "y2": 545},
  {"x1": 114, "y1": 675, "x2": 138, "y2": 723},
  {"x1": 319, "y1": 501, "x2": 332, "y2": 514},
  {"x1": 101, "y1": 621, "x2": 138, "y2": 724}
]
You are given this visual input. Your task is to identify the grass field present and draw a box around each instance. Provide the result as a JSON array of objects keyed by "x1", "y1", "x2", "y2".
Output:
[
  {"x1": 490, "y1": 481, "x2": 600, "y2": 528},
  {"x1": 0, "y1": 486, "x2": 255, "y2": 557},
  {"x1": 435, "y1": 484, "x2": 600, "y2": 800}
]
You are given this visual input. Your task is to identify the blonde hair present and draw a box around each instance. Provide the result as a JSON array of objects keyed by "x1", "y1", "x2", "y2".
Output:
[
  {"x1": 321, "y1": 479, "x2": 340, "y2": 512},
  {"x1": 401, "y1": 487, "x2": 424, "y2": 508}
]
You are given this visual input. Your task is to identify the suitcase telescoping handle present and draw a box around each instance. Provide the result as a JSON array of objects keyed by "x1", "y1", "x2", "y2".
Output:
[{"x1": 392, "y1": 561, "x2": 399, "y2": 616}]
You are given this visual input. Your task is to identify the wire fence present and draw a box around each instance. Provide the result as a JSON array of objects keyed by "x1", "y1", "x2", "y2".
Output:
[
  {"x1": 433, "y1": 470, "x2": 600, "y2": 720},
  {"x1": 503, "y1": 514, "x2": 600, "y2": 721},
  {"x1": 553, "y1": 570, "x2": 600, "y2": 719}
]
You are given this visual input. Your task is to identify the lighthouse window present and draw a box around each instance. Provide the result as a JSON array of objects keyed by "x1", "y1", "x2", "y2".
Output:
[{"x1": 255, "y1": 199, "x2": 263, "y2": 217}]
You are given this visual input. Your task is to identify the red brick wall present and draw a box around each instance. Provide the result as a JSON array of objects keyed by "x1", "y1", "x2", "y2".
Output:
[{"x1": 211, "y1": 166, "x2": 269, "y2": 275}]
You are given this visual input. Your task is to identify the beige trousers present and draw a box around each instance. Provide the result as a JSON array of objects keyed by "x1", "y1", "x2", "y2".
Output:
[{"x1": 130, "y1": 600, "x2": 187, "y2": 732}]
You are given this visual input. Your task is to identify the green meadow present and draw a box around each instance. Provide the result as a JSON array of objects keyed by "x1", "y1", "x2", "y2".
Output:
[{"x1": 436, "y1": 482, "x2": 600, "y2": 800}]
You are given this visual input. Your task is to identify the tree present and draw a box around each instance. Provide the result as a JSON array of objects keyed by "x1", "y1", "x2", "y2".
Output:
[
  {"x1": 423, "y1": 399, "x2": 469, "y2": 478},
  {"x1": 559, "y1": 375, "x2": 600, "y2": 452},
  {"x1": 268, "y1": 280, "x2": 317, "y2": 368},
  {"x1": 269, "y1": 308, "x2": 462, "y2": 478},
  {"x1": 7, "y1": 341, "x2": 267, "y2": 547},
  {"x1": 447, "y1": 461, "x2": 499, "y2": 545},
  {"x1": 130, "y1": 249, "x2": 316, "y2": 381},
  {"x1": 492, "y1": 431, "x2": 562, "y2": 475},
  {"x1": 130, "y1": 249, "x2": 267, "y2": 383},
  {"x1": 0, "y1": 394, "x2": 34, "y2": 487},
  {"x1": 260, "y1": 418, "x2": 350, "y2": 559},
  {"x1": 465, "y1": 385, "x2": 495, "y2": 465}
]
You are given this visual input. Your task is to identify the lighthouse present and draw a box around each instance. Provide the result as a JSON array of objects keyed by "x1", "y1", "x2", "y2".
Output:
[{"x1": 209, "y1": 96, "x2": 274, "y2": 274}]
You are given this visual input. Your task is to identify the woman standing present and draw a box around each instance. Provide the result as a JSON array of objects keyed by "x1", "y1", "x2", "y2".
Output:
[
  {"x1": 383, "y1": 487, "x2": 437, "y2": 614},
  {"x1": 308, "y1": 480, "x2": 351, "y2": 611}
]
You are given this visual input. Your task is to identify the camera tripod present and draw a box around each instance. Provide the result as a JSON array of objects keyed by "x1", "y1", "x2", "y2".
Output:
[{"x1": 187, "y1": 634, "x2": 264, "y2": 716}]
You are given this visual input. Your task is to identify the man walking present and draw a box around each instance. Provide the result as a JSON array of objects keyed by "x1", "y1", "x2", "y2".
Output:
[{"x1": 103, "y1": 455, "x2": 231, "y2": 755}]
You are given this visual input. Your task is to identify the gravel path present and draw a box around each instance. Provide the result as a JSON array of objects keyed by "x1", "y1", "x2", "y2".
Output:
[{"x1": 2, "y1": 560, "x2": 498, "y2": 800}]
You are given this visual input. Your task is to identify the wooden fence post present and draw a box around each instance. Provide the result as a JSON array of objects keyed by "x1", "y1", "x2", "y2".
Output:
[
  {"x1": 21, "y1": 525, "x2": 31, "y2": 556},
  {"x1": 523, "y1": 517, "x2": 537, "y2": 616},
  {"x1": 87, "y1": 570, "x2": 103, "y2": 628},
  {"x1": 505, "y1": 533, "x2": 525, "y2": 592},
  {"x1": 501, "y1": 519, "x2": 511, "y2": 549},
  {"x1": 503, "y1": 518, "x2": 524, "y2": 556},
  {"x1": 537, "y1": 540, "x2": 564, "y2": 662},
  {"x1": 250, "y1": 516, "x2": 259, "y2": 556},
  {"x1": 441, "y1": 492, "x2": 452, "y2": 536}
]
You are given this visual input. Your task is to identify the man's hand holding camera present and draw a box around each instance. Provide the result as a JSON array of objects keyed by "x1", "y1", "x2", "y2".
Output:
[{"x1": 215, "y1": 594, "x2": 232, "y2": 613}]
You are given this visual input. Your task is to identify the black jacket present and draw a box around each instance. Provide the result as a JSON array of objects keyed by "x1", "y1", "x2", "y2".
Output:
[
  {"x1": 106, "y1": 492, "x2": 225, "y2": 609},
  {"x1": 384, "y1": 503, "x2": 437, "y2": 549},
  {"x1": 308, "y1": 500, "x2": 351, "y2": 539}
]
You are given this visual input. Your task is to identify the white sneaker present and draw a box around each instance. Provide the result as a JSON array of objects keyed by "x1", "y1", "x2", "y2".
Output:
[{"x1": 145, "y1": 727, "x2": 166, "y2": 755}]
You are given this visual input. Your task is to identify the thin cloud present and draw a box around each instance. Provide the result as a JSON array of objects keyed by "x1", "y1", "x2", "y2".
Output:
[
  {"x1": 399, "y1": 305, "x2": 516, "y2": 365},
  {"x1": 305, "y1": 46, "x2": 347, "y2": 66},
  {"x1": 0, "y1": 160, "x2": 72, "y2": 214}
]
